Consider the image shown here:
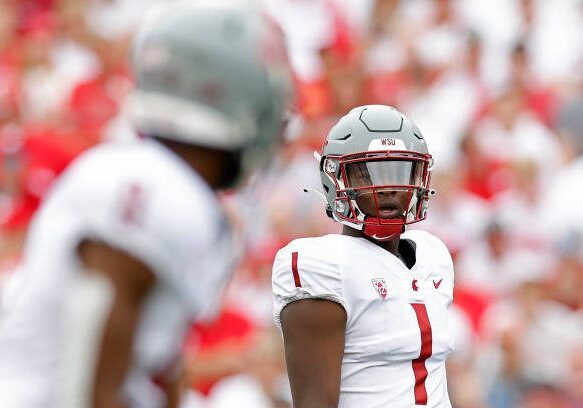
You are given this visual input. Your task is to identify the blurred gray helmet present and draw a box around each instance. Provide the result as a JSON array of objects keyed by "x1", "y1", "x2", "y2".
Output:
[
  {"x1": 128, "y1": 0, "x2": 293, "y2": 184},
  {"x1": 320, "y1": 105, "x2": 435, "y2": 241}
]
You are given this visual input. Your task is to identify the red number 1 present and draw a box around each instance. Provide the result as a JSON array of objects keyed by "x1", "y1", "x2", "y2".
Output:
[{"x1": 410, "y1": 303, "x2": 433, "y2": 405}]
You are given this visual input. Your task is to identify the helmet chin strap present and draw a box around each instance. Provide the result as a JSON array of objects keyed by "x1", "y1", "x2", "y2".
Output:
[{"x1": 362, "y1": 219, "x2": 405, "y2": 241}]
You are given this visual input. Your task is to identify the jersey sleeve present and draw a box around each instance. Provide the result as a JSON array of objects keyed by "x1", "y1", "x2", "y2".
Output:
[
  {"x1": 271, "y1": 238, "x2": 345, "y2": 328},
  {"x1": 49, "y1": 144, "x2": 233, "y2": 317}
]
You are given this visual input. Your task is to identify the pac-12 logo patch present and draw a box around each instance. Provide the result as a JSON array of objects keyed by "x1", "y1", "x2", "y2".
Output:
[{"x1": 371, "y1": 278, "x2": 389, "y2": 300}]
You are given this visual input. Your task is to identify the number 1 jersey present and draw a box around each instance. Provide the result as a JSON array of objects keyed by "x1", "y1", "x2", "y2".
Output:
[{"x1": 272, "y1": 230, "x2": 455, "y2": 408}]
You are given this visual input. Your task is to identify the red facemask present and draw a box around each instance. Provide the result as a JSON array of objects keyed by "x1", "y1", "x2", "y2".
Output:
[{"x1": 323, "y1": 150, "x2": 434, "y2": 241}]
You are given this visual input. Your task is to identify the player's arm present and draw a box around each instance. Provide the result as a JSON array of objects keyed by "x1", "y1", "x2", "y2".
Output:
[
  {"x1": 77, "y1": 240, "x2": 156, "y2": 408},
  {"x1": 272, "y1": 242, "x2": 347, "y2": 408},
  {"x1": 280, "y1": 299, "x2": 347, "y2": 408},
  {"x1": 158, "y1": 372, "x2": 183, "y2": 408}
]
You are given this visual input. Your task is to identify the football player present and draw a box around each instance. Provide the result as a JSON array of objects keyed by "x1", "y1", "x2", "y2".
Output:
[
  {"x1": 272, "y1": 105, "x2": 454, "y2": 407},
  {"x1": 0, "y1": 1, "x2": 291, "y2": 407}
]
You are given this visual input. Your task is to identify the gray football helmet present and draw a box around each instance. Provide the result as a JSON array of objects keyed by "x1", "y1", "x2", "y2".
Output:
[
  {"x1": 128, "y1": 0, "x2": 293, "y2": 184},
  {"x1": 320, "y1": 105, "x2": 435, "y2": 241}
]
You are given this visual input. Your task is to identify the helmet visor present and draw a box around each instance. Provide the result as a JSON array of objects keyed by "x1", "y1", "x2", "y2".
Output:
[{"x1": 345, "y1": 160, "x2": 424, "y2": 188}]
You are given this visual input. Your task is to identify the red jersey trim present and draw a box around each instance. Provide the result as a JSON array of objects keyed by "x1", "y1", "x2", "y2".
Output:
[
  {"x1": 411, "y1": 303, "x2": 433, "y2": 405},
  {"x1": 291, "y1": 251, "x2": 302, "y2": 288}
]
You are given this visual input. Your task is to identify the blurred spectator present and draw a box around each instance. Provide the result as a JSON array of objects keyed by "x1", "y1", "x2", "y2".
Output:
[
  {"x1": 459, "y1": 130, "x2": 511, "y2": 201},
  {"x1": 455, "y1": 219, "x2": 554, "y2": 297},
  {"x1": 563, "y1": 344, "x2": 583, "y2": 407},
  {"x1": 457, "y1": 0, "x2": 528, "y2": 89},
  {"x1": 201, "y1": 328, "x2": 291, "y2": 408},
  {"x1": 508, "y1": 41, "x2": 559, "y2": 127},
  {"x1": 473, "y1": 85, "x2": 564, "y2": 178},
  {"x1": 0, "y1": 2, "x2": 21, "y2": 123},
  {"x1": 492, "y1": 159, "x2": 547, "y2": 249},
  {"x1": 548, "y1": 230, "x2": 583, "y2": 312},
  {"x1": 0, "y1": 124, "x2": 80, "y2": 227},
  {"x1": 519, "y1": 384, "x2": 570, "y2": 408},
  {"x1": 446, "y1": 305, "x2": 488, "y2": 408},
  {"x1": 420, "y1": 169, "x2": 491, "y2": 256},
  {"x1": 480, "y1": 278, "x2": 583, "y2": 400},
  {"x1": 181, "y1": 310, "x2": 291, "y2": 408},
  {"x1": 542, "y1": 156, "x2": 583, "y2": 242},
  {"x1": 67, "y1": 36, "x2": 131, "y2": 143},
  {"x1": 555, "y1": 79, "x2": 583, "y2": 160},
  {"x1": 183, "y1": 307, "x2": 258, "y2": 396}
]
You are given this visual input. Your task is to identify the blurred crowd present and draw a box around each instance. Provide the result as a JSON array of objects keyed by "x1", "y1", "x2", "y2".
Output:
[{"x1": 1, "y1": 0, "x2": 583, "y2": 407}]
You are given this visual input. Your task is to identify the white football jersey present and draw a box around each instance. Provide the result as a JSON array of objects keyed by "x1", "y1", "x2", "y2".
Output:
[
  {"x1": 0, "y1": 139, "x2": 235, "y2": 408},
  {"x1": 272, "y1": 230, "x2": 454, "y2": 408}
]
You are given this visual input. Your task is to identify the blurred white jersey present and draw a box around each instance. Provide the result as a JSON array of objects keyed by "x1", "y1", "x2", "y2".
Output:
[
  {"x1": 272, "y1": 230, "x2": 454, "y2": 408},
  {"x1": 0, "y1": 139, "x2": 235, "y2": 408}
]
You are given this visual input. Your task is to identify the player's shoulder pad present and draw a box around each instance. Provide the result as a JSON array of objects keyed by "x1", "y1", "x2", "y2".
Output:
[
  {"x1": 50, "y1": 141, "x2": 221, "y2": 285},
  {"x1": 272, "y1": 235, "x2": 346, "y2": 327},
  {"x1": 59, "y1": 141, "x2": 216, "y2": 230},
  {"x1": 275, "y1": 234, "x2": 339, "y2": 262}
]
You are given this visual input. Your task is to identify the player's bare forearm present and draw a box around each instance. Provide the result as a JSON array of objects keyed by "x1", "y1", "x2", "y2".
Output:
[
  {"x1": 93, "y1": 394, "x2": 127, "y2": 408},
  {"x1": 280, "y1": 299, "x2": 346, "y2": 408},
  {"x1": 78, "y1": 241, "x2": 155, "y2": 408},
  {"x1": 159, "y1": 372, "x2": 183, "y2": 408}
]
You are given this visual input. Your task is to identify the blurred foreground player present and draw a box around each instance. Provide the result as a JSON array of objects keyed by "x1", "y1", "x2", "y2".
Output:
[
  {"x1": 272, "y1": 105, "x2": 454, "y2": 407},
  {"x1": 0, "y1": 1, "x2": 291, "y2": 407}
]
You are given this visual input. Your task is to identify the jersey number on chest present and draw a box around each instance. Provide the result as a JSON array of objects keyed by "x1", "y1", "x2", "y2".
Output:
[{"x1": 410, "y1": 303, "x2": 432, "y2": 405}]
